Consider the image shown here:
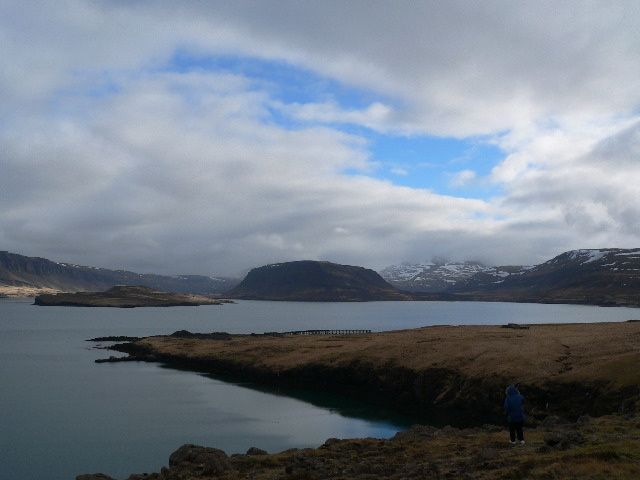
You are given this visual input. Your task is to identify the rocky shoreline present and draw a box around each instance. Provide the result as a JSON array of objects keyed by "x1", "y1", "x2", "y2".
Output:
[{"x1": 78, "y1": 413, "x2": 640, "y2": 480}]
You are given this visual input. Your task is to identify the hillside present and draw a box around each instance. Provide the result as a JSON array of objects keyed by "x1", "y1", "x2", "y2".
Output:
[
  {"x1": 448, "y1": 248, "x2": 640, "y2": 306},
  {"x1": 0, "y1": 251, "x2": 239, "y2": 297},
  {"x1": 227, "y1": 260, "x2": 417, "y2": 301}
]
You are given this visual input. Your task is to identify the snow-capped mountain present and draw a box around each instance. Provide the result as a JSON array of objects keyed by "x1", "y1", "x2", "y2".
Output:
[
  {"x1": 379, "y1": 260, "x2": 521, "y2": 292},
  {"x1": 448, "y1": 248, "x2": 640, "y2": 306}
]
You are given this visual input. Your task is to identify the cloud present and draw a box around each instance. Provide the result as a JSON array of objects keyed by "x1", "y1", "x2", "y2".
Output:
[
  {"x1": 449, "y1": 170, "x2": 478, "y2": 188},
  {"x1": 1, "y1": 1, "x2": 640, "y2": 276}
]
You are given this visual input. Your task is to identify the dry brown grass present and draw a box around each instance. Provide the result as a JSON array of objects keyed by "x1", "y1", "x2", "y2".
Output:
[{"x1": 137, "y1": 322, "x2": 640, "y2": 387}]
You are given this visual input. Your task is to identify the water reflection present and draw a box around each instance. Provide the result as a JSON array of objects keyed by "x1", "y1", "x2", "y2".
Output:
[{"x1": 158, "y1": 363, "x2": 421, "y2": 431}]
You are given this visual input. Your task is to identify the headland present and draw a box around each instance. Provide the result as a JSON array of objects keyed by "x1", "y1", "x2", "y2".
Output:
[
  {"x1": 84, "y1": 320, "x2": 640, "y2": 479},
  {"x1": 110, "y1": 321, "x2": 640, "y2": 425}
]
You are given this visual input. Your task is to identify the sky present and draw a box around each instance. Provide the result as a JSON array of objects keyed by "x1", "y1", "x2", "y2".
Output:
[{"x1": 2, "y1": 1, "x2": 640, "y2": 277}]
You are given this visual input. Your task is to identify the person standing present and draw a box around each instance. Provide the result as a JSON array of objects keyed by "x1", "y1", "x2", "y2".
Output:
[{"x1": 504, "y1": 385, "x2": 525, "y2": 444}]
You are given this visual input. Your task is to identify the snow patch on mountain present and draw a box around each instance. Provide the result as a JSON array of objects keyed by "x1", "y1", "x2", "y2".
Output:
[{"x1": 379, "y1": 260, "x2": 517, "y2": 292}]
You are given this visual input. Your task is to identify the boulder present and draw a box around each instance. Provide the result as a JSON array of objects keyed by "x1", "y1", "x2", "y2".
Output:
[
  {"x1": 246, "y1": 446, "x2": 268, "y2": 456},
  {"x1": 168, "y1": 443, "x2": 230, "y2": 476},
  {"x1": 543, "y1": 430, "x2": 586, "y2": 449},
  {"x1": 542, "y1": 415, "x2": 569, "y2": 428}
]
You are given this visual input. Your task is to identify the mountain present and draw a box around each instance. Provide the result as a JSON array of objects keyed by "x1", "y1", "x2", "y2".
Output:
[
  {"x1": 0, "y1": 251, "x2": 239, "y2": 297},
  {"x1": 227, "y1": 260, "x2": 418, "y2": 301},
  {"x1": 379, "y1": 260, "x2": 522, "y2": 292},
  {"x1": 447, "y1": 248, "x2": 640, "y2": 306}
]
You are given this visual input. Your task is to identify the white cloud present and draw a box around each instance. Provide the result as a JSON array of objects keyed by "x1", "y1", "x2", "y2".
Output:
[
  {"x1": 1, "y1": 1, "x2": 640, "y2": 276},
  {"x1": 449, "y1": 170, "x2": 478, "y2": 188}
]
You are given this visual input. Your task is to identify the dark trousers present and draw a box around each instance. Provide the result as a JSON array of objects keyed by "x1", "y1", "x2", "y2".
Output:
[{"x1": 509, "y1": 421, "x2": 524, "y2": 441}]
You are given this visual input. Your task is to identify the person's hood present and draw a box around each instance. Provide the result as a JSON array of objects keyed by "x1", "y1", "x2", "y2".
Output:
[{"x1": 506, "y1": 385, "x2": 519, "y2": 395}]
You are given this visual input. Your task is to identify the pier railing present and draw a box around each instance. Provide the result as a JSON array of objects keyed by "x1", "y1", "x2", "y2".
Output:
[{"x1": 278, "y1": 329, "x2": 371, "y2": 336}]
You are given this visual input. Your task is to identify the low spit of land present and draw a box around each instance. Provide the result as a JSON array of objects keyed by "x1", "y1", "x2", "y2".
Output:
[
  {"x1": 121, "y1": 321, "x2": 640, "y2": 421},
  {"x1": 87, "y1": 321, "x2": 640, "y2": 479},
  {"x1": 34, "y1": 285, "x2": 227, "y2": 307}
]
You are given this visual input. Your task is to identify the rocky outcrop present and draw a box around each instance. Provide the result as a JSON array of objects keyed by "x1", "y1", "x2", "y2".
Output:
[
  {"x1": 34, "y1": 285, "x2": 228, "y2": 307},
  {"x1": 168, "y1": 444, "x2": 231, "y2": 476}
]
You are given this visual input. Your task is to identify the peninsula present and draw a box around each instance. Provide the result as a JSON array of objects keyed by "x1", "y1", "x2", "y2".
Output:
[
  {"x1": 110, "y1": 321, "x2": 640, "y2": 424},
  {"x1": 84, "y1": 321, "x2": 640, "y2": 479},
  {"x1": 34, "y1": 285, "x2": 228, "y2": 307}
]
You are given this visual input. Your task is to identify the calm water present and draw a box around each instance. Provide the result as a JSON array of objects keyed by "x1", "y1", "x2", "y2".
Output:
[{"x1": 1, "y1": 298, "x2": 638, "y2": 480}]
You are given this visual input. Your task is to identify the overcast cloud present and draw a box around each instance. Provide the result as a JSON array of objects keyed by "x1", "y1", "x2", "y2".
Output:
[{"x1": 2, "y1": 1, "x2": 640, "y2": 276}]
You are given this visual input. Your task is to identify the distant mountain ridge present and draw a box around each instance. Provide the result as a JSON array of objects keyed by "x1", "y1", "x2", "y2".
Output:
[
  {"x1": 446, "y1": 248, "x2": 640, "y2": 306},
  {"x1": 379, "y1": 260, "x2": 522, "y2": 292},
  {"x1": 4, "y1": 248, "x2": 640, "y2": 306},
  {"x1": 0, "y1": 251, "x2": 239, "y2": 296},
  {"x1": 381, "y1": 248, "x2": 640, "y2": 306}
]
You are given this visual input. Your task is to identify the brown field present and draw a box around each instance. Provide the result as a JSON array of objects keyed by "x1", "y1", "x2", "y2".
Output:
[{"x1": 137, "y1": 321, "x2": 640, "y2": 388}]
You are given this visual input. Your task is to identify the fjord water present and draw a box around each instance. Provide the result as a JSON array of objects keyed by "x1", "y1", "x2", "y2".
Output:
[{"x1": 1, "y1": 299, "x2": 638, "y2": 480}]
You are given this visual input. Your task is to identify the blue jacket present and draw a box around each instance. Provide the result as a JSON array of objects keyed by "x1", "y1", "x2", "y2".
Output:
[{"x1": 504, "y1": 385, "x2": 525, "y2": 423}]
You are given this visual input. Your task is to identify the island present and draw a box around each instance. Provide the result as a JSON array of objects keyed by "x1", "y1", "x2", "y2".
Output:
[{"x1": 34, "y1": 285, "x2": 230, "y2": 307}]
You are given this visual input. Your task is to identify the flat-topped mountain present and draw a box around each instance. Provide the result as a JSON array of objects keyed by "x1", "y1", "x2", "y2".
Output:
[
  {"x1": 0, "y1": 251, "x2": 239, "y2": 297},
  {"x1": 227, "y1": 260, "x2": 416, "y2": 301},
  {"x1": 34, "y1": 285, "x2": 227, "y2": 307}
]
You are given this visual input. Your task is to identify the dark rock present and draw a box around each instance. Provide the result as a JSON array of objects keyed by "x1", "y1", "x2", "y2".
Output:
[
  {"x1": 441, "y1": 425, "x2": 459, "y2": 435},
  {"x1": 95, "y1": 355, "x2": 145, "y2": 363},
  {"x1": 542, "y1": 415, "x2": 569, "y2": 428},
  {"x1": 482, "y1": 424, "x2": 503, "y2": 433},
  {"x1": 469, "y1": 448, "x2": 501, "y2": 465},
  {"x1": 576, "y1": 415, "x2": 591, "y2": 425},
  {"x1": 322, "y1": 438, "x2": 343, "y2": 447},
  {"x1": 76, "y1": 474, "x2": 117, "y2": 480},
  {"x1": 169, "y1": 330, "x2": 232, "y2": 340},
  {"x1": 87, "y1": 336, "x2": 141, "y2": 342},
  {"x1": 168, "y1": 443, "x2": 230, "y2": 476},
  {"x1": 355, "y1": 461, "x2": 373, "y2": 474},
  {"x1": 543, "y1": 430, "x2": 586, "y2": 449},
  {"x1": 391, "y1": 424, "x2": 439, "y2": 441},
  {"x1": 246, "y1": 446, "x2": 268, "y2": 455}
]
